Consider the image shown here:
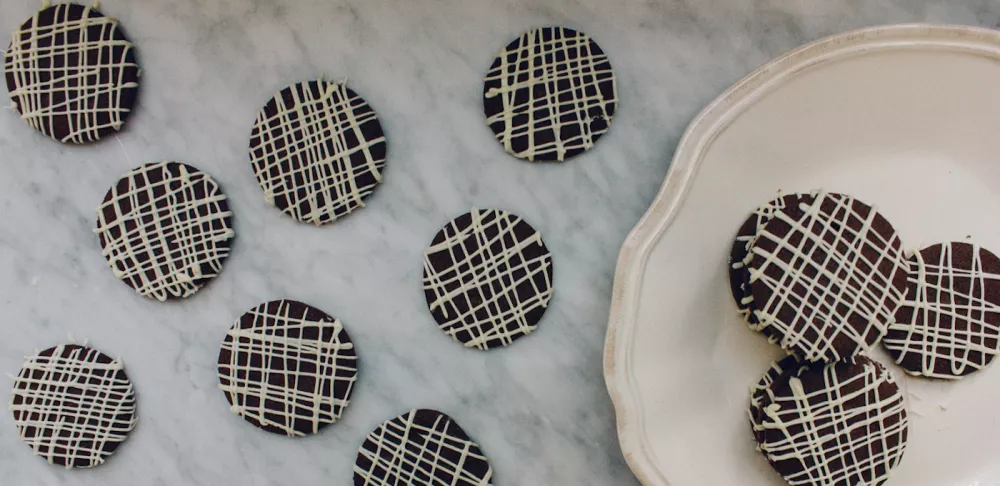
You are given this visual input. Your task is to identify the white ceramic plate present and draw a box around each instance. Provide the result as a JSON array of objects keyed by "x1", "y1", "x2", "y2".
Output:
[{"x1": 604, "y1": 24, "x2": 1000, "y2": 486}]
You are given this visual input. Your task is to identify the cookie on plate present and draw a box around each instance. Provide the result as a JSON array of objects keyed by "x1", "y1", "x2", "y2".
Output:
[
  {"x1": 749, "y1": 191, "x2": 908, "y2": 362},
  {"x1": 217, "y1": 300, "x2": 358, "y2": 436},
  {"x1": 422, "y1": 209, "x2": 553, "y2": 350},
  {"x1": 729, "y1": 193, "x2": 814, "y2": 329},
  {"x1": 754, "y1": 356, "x2": 908, "y2": 486},
  {"x1": 5, "y1": 3, "x2": 140, "y2": 143},
  {"x1": 95, "y1": 161, "x2": 234, "y2": 301},
  {"x1": 483, "y1": 26, "x2": 617, "y2": 162},
  {"x1": 249, "y1": 80, "x2": 387, "y2": 225},
  {"x1": 354, "y1": 409, "x2": 493, "y2": 486},
  {"x1": 884, "y1": 242, "x2": 1000, "y2": 379},
  {"x1": 10, "y1": 344, "x2": 137, "y2": 468}
]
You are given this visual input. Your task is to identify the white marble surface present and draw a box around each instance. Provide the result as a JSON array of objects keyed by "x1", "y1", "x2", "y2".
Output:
[{"x1": 0, "y1": 0, "x2": 997, "y2": 484}]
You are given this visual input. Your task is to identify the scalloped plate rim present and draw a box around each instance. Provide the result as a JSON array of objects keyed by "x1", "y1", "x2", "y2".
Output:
[{"x1": 601, "y1": 23, "x2": 1000, "y2": 486}]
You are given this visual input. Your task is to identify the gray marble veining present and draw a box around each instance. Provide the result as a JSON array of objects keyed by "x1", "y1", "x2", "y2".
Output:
[{"x1": 0, "y1": 0, "x2": 998, "y2": 484}]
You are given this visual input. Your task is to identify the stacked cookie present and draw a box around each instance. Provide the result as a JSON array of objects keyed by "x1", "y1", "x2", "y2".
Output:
[{"x1": 729, "y1": 190, "x2": 1000, "y2": 486}]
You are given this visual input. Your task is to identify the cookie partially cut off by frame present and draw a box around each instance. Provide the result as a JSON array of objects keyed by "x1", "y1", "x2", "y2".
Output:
[
  {"x1": 752, "y1": 355, "x2": 908, "y2": 486},
  {"x1": 354, "y1": 409, "x2": 494, "y2": 486},
  {"x1": 5, "y1": 3, "x2": 139, "y2": 143},
  {"x1": 884, "y1": 242, "x2": 1000, "y2": 379}
]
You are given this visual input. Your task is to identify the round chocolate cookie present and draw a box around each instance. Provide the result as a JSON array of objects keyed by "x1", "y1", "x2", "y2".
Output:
[
  {"x1": 5, "y1": 3, "x2": 139, "y2": 143},
  {"x1": 483, "y1": 26, "x2": 617, "y2": 162},
  {"x1": 10, "y1": 344, "x2": 137, "y2": 468},
  {"x1": 755, "y1": 356, "x2": 908, "y2": 486},
  {"x1": 354, "y1": 409, "x2": 494, "y2": 486},
  {"x1": 217, "y1": 300, "x2": 358, "y2": 436},
  {"x1": 749, "y1": 191, "x2": 908, "y2": 362},
  {"x1": 884, "y1": 242, "x2": 1000, "y2": 379},
  {"x1": 249, "y1": 80, "x2": 387, "y2": 225},
  {"x1": 729, "y1": 193, "x2": 814, "y2": 329},
  {"x1": 422, "y1": 209, "x2": 554, "y2": 350},
  {"x1": 95, "y1": 161, "x2": 234, "y2": 301}
]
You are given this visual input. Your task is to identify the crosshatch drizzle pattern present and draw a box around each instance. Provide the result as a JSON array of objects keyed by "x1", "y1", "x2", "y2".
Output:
[
  {"x1": 884, "y1": 242, "x2": 1000, "y2": 379},
  {"x1": 217, "y1": 300, "x2": 358, "y2": 437},
  {"x1": 10, "y1": 344, "x2": 137, "y2": 469},
  {"x1": 730, "y1": 193, "x2": 806, "y2": 327},
  {"x1": 483, "y1": 26, "x2": 617, "y2": 161},
  {"x1": 95, "y1": 161, "x2": 234, "y2": 301},
  {"x1": 250, "y1": 80, "x2": 387, "y2": 225},
  {"x1": 4, "y1": 3, "x2": 139, "y2": 143},
  {"x1": 354, "y1": 409, "x2": 493, "y2": 486},
  {"x1": 422, "y1": 209, "x2": 554, "y2": 350},
  {"x1": 748, "y1": 356, "x2": 803, "y2": 437}
]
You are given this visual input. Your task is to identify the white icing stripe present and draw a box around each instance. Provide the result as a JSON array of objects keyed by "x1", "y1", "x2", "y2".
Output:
[
  {"x1": 884, "y1": 243, "x2": 1000, "y2": 378},
  {"x1": 217, "y1": 300, "x2": 357, "y2": 437},
  {"x1": 748, "y1": 358, "x2": 801, "y2": 428},
  {"x1": 250, "y1": 81, "x2": 386, "y2": 225},
  {"x1": 750, "y1": 191, "x2": 906, "y2": 361},
  {"x1": 755, "y1": 359, "x2": 908, "y2": 485},
  {"x1": 9, "y1": 344, "x2": 137, "y2": 469},
  {"x1": 484, "y1": 27, "x2": 617, "y2": 161},
  {"x1": 94, "y1": 161, "x2": 234, "y2": 301},
  {"x1": 734, "y1": 197, "x2": 795, "y2": 271},
  {"x1": 732, "y1": 194, "x2": 798, "y2": 323},
  {"x1": 5, "y1": 4, "x2": 138, "y2": 143},
  {"x1": 422, "y1": 209, "x2": 553, "y2": 350},
  {"x1": 354, "y1": 409, "x2": 493, "y2": 485}
]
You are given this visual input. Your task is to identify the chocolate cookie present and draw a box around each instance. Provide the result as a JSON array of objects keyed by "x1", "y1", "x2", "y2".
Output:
[
  {"x1": 750, "y1": 192, "x2": 908, "y2": 362},
  {"x1": 10, "y1": 344, "x2": 137, "y2": 468},
  {"x1": 95, "y1": 161, "x2": 234, "y2": 301},
  {"x1": 249, "y1": 80, "x2": 387, "y2": 225},
  {"x1": 5, "y1": 3, "x2": 139, "y2": 143},
  {"x1": 422, "y1": 209, "x2": 554, "y2": 350},
  {"x1": 754, "y1": 356, "x2": 908, "y2": 486},
  {"x1": 217, "y1": 300, "x2": 358, "y2": 436},
  {"x1": 354, "y1": 409, "x2": 493, "y2": 486},
  {"x1": 483, "y1": 26, "x2": 617, "y2": 162},
  {"x1": 884, "y1": 242, "x2": 1000, "y2": 379},
  {"x1": 729, "y1": 193, "x2": 813, "y2": 329}
]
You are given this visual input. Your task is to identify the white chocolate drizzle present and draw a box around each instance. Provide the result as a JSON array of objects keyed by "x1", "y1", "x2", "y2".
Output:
[
  {"x1": 4, "y1": 3, "x2": 138, "y2": 143},
  {"x1": 422, "y1": 209, "x2": 553, "y2": 350},
  {"x1": 9, "y1": 344, "x2": 137, "y2": 469},
  {"x1": 484, "y1": 27, "x2": 617, "y2": 161},
  {"x1": 748, "y1": 356, "x2": 803, "y2": 430},
  {"x1": 750, "y1": 191, "x2": 907, "y2": 361},
  {"x1": 217, "y1": 300, "x2": 357, "y2": 437},
  {"x1": 731, "y1": 194, "x2": 799, "y2": 324},
  {"x1": 354, "y1": 409, "x2": 493, "y2": 485},
  {"x1": 884, "y1": 242, "x2": 1000, "y2": 379},
  {"x1": 249, "y1": 80, "x2": 387, "y2": 225},
  {"x1": 755, "y1": 357, "x2": 908, "y2": 485}
]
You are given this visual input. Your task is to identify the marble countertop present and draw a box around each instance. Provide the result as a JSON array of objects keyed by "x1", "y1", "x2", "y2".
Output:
[{"x1": 0, "y1": 0, "x2": 997, "y2": 484}]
